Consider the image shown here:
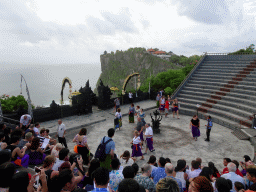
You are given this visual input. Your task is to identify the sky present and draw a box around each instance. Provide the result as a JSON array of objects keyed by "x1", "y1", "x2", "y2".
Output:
[{"x1": 1, "y1": 0, "x2": 256, "y2": 65}]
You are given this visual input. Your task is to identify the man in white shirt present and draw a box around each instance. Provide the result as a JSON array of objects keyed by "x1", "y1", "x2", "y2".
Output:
[
  {"x1": 186, "y1": 160, "x2": 202, "y2": 180},
  {"x1": 221, "y1": 162, "x2": 245, "y2": 192},
  {"x1": 144, "y1": 123, "x2": 155, "y2": 154},
  {"x1": 128, "y1": 91, "x2": 133, "y2": 103},
  {"x1": 20, "y1": 114, "x2": 32, "y2": 131},
  {"x1": 55, "y1": 119, "x2": 67, "y2": 148},
  {"x1": 52, "y1": 148, "x2": 69, "y2": 171},
  {"x1": 33, "y1": 122, "x2": 40, "y2": 136}
]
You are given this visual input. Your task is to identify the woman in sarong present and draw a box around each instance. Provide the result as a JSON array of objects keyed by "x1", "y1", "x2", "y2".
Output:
[
  {"x1": 114, "y1": 108, "x2": 122, "y2": 130},
  {"x1": 159, "y1": 96, "x2": 165, "y2": 113},
  {"x1": 130, "y1": 131, "x2": 144, "y2": 161},
  {"x1": 172, "y1": 98, "x2": 180, "y2": 119},
  {"x1": 190, "y1": 115, "x2": 200, "y2": 141},
  {"x1": 156, "y1": 94, "x2": 161, "y2": 108},
  {"x1": 129, "y1": 103, "x2": 135, "y2": 123}
]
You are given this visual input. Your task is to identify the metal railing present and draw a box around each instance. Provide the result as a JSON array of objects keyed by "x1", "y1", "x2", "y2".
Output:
[
  {"x1": 172, "y1": 52, "x2": 207, "y2": 98},
  {"x1": 206, "y1": 52, "x2": 256, "y2": 55}
]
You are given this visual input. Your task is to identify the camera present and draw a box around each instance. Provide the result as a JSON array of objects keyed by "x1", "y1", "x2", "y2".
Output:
[
  {"x1": 34, "y1": 166, "x2": 41, "y2": 173},
  {"x1": 73, "y1": 154, "x2": 81, "y2": 164}
]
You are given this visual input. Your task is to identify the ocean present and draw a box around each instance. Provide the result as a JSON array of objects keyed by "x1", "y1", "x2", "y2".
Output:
[{"x1": 0, "y1": 63, "x2": 101, "y2": 107}]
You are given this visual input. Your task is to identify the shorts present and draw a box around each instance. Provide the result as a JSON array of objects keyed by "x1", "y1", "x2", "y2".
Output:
[{"x1": 165, "y1": 108, "x2": 169, "y2": 114}]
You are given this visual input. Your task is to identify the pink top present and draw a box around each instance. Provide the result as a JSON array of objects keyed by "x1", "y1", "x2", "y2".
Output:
[{"x1": 74, "y1": 135, "x2": 87, "y2": 146}]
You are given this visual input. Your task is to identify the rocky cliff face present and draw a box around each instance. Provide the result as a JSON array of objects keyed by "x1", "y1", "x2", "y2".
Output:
[{"x1": 96, "y1": 47, "x2": 180, "y2": 94}]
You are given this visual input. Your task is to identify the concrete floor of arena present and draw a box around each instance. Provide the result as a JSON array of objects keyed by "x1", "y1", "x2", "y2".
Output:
[{"x1": 41, "y1": 100, "x2": 254, "y2": 171}]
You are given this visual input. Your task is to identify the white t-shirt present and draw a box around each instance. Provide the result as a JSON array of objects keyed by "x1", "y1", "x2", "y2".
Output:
[
  {"x1": 57, "y1": 123, "x2": 66, "y2": 137},
  {"x1": 133, "y1": 136, "x2": 141, "y2": 144},
  {"x1": 33, "y1": 127, "x2": 39, "y2": 135},
  {"x1": 145, "y1": 127, "x2": 153, "y2": 138},
  {"x1": 115, "y1": 112, "x2": 122, "y2": 119},
  {"x1": 120, "y1": 158, "x2": 134, "y2": 167},
  {"x1": 20, "y1": 114, "x2": 32, "y2": 125},
  {"x1": 129, "y1": 93, "x2": 133, "y2": 98}
]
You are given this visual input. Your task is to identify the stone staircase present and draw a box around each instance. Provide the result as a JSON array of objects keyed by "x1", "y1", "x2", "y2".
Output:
[{"x1": 175, "y1": 54, "x2": 256, "y2": 139}]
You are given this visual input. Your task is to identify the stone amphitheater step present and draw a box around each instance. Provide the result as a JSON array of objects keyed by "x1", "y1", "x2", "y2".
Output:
[
  {"x1": 189, "y1": 78, "x2": 256, "y2": 87},
  {"x1": 183, "y1": 86, "x2": 256, "y2": 102},
  {"x1": 179, "y1": 91, "x2": 256, "y2": 108},
  {"x1": 194, "y1": 71, "x2": 256, "y2": 78},
  {"x1": 178, "y1": 105, "x2": 249, "y2": 130},
  {"x1": 179, "y1": 102, "x2": 251, "y2": 128},
  {"x1": 178, "y1": 95, "x2": 252, "y2": 118},
  {"x1": 198, "y1": 68, "x2": 256, "y2": 74},
  {"x1": 232, "y1": 129, "x2": 250, "y2": 140},
  {"x1": 179, "y1": 97, "x2": 255, "y2": 114}
]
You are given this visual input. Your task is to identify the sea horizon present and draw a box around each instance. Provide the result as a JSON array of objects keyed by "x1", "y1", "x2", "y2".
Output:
[{"x1": 0, "y1": 63, "x2": 102, "y2": 107}]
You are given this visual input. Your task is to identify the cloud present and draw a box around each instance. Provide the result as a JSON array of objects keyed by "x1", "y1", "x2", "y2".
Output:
[{"x1": 174, "y1": 0, "x2": 230, "y2": 24}]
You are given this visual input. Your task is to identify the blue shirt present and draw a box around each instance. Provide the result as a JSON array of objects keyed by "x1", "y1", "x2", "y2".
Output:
[
  {"x1": 151, "y1": 167, "x2": 166, "y2": 184},
  {"x1": 100, "y1": 136, "x2": 115, "y2": 154},
  {"x1": 207, "y1": 119, "x2": 213, "y2": 129},
  {"x1": 166, "y1": 176, "x2": 183, "y2": 192},
  {"x1": 90, "y1": 188, "x2": 108, "y2": 192}
]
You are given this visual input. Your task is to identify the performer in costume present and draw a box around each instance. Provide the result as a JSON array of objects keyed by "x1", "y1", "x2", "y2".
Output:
[
  {"x1": 114, "y1": 108, "x2": 122, "y2": 130},
  {"x1": 139, "y1": 108, "x2": 146, "y2": 125},
  {"x1": 190, "y1": 115, "x2": 200, "y2": 141},
  {"x1": 128, "y1": 103, "x2": 135, "y2": 123},
  {"x1": 144, "y1": 123, "x2": 155, "y2": 154},
  {"x1": 159, "y1": 96, "x2": 165, "y2": 113},
  {"x1": 130, "y1": 130, "x2": 144, "y2": 160},
  {"x1": 172, "y1": 98, "x2": 180, "y2": 119}
]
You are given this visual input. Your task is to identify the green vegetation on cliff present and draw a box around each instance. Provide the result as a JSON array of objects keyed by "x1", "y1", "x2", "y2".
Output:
[{"x1": 97, "y1": 47, "x2": 202, "y2": 95}]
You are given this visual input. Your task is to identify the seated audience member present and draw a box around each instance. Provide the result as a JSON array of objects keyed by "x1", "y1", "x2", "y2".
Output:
[
  {"x1": 189, "y1": 176, "x2": 214, "y2": 192},
  {"x1": 175, "y1": 159, "x2": 188, "y2": 191},
  {"x1": 9, "y1": 170, "x2": 48, "y2": 192},
  {"x1": 240, "y1": 155, "x2": 255, "y2": 176},
  {"x1": 118, "y1": 178, "x2": 140, "y2": 192},
  {"x1": 120, "y1": 150, "x2": 135, "y2": 167},
  {"x1": 17, "y1": 132, "x2": 33, "y2": 149},
  {"x1": 45, "y1": 129, "x2": 57, "y2": 145},
  {"x1": 28, "y1": 137, "x2": 47, "y2": 165},
  {"x1": 165, "y1": 158, "x2": 171, "y2": 163},
  {"x1": 109, "y1": 158, "x2": 124, "y2": 191},
  {"x1": 0, "y1": 162, "x2": 16, "y2": 192},
  {"x1": 234, "y1": 181, "x2": 245, "y2": 192},
  {"x1": 196, "y1": 157, "x2": 202, "y2": 169},
  {"x1": 135, "y1": 164, "x2": 155, "y2": 192},
  {"x1": 0, "y1": 150, "x2": 11, "y2": 165},
  {"x1": 0, "y1": 132, "x2": 7, "y2": 151},
  {"x1": 215, "y1": 177, "x2": 232, "y2": 192},
  {"x1": 69, "y1": 154, "x2": 86, "y2": 177},
  {"x1": 90, "y1": 167, "x2": 110, "y2": 192},
  {"x1": 147, "y1": 155, "x2": 157, "y2": 172},
  {"x1": 221, "y1": 162, "x2": 245, "y2": 191},
  {"x1": 52, "y1": 148, "x2": 69, "y2": 171},
  {"x1": 151, "y1": 157, "x2": 167, "y2": 184},
  {"x1": 187, "y1": 160, "x2": 201, "y2": 179},
  {"x1": 222, "y1": 157, "x2": 232, "y2": 174},
  {"x1": 232, "y1": 160, "x2": 244, "y2": 177},
  {"x1": 25, "y1": 124, "x2": 35, "y2": 136},
  {"x1": 156, "y1": 177, "x2": 179, "y2": 192},
  {"x1": 132, "y1": 163, "x2": 139, "y2": 176},
  {"x1": 208, "y1": 162, "x2": 221, "y2": 178},
  {"x1": 42, "y1": 155, "x2": 59, "y2": 184},
  {"x1": 51, "y1": 143, "x2": 63, "y2": 158},
  {"x1": 82, "y1": 158, "x2": 101, "y2": 191},
  {"x1": 123, "y1": 166, "x2": 136, "y2": 179},
  {"x1": 165, "y1": 163, "x2": 182, "y2": 192},
  {"x1": 38, "y1": 128, "x2": 46, "y2": 144},
  {"x1": 246, "y1": 165, "x2": 256, "y2": 191},
  {"x1": 199, "y1": 167, "x2": 214, "y2": 187},
  {"x1": 0, "y1": 123, "x2": 10, "y2": 144},
  {"x1": 34, "y1": 122, "x2": 40, "y2": 136},
  {"x1": 5, "y1": 135, "x2": 29, "y2": 166}
]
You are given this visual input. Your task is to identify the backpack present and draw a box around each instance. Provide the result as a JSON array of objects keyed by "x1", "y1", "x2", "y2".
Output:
[{"x1": 95, "y1": 136, "x2": 113, "y2": 162}]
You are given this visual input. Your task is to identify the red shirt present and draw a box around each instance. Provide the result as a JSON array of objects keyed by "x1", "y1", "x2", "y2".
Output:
[
  {"x1": 236, "y1": 169, "x2": 244, "y2": 177},
  {"x1": 222, "y1": 167, "x2": 229, "y2": 174},
  {"x1": 165, "y1": 101, "x2": 169, "y2": 109}
]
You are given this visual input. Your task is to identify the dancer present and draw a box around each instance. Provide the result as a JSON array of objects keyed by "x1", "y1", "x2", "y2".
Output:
[
  {"x1": 144, "y1": 123, "x2": 155, "y2": 154},
  {"x1": 172, "y1": 98, "x2": 179, "y2": 119},
  {"x1": 159, "y1": 96, "x2": 165, "y2": 113},
  {"x1": 165, "y1": 99, "x2": 169, "y2": 118},
  {"x1": 128, "y1": 103, "x2": 135, "y2": 123},
  {"x1": 135, "y1": 106, "x2": 140, "y2": 117},
  {"x1": 156, "y1": 94, "x2": 161, "y2": 108},
  {"x1": 139, "y1": 108, "x2": 146, "y2": 125},
  {"x1": 190, "y1": 115, "x2": 200, "y2": 141},
  {"x1": 130, "y1": 130, "x2": 144, "y2": 160},
  {"x1": 114, "y1": 108, "x2": 122, "y2": 130}
]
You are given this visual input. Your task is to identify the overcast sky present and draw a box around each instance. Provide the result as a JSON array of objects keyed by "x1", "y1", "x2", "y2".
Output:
[{"x1": 1, "y1": 0, "x2": 256, "y2": 65}]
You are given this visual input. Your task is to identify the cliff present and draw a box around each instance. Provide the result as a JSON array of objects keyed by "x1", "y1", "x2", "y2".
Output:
[{"x1": 96, "y1": 47, "x2": 180, "y2": 94}]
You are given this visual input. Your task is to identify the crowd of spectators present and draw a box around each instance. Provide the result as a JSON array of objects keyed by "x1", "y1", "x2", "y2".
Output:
[{"x1": 1, "y1": 118, "x2": 256, "y2": 192}]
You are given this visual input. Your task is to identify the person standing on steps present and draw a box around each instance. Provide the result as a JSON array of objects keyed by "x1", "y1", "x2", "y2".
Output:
[
  {"x1": 55, "y1": 119, "x2": 68, "y2": 148},
  {"x1": 190, "y1": 115, "x2": 200, "y2": 141},
  {"x1": 205, "y1": 115, "x2": 213, "y2": 142}
]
